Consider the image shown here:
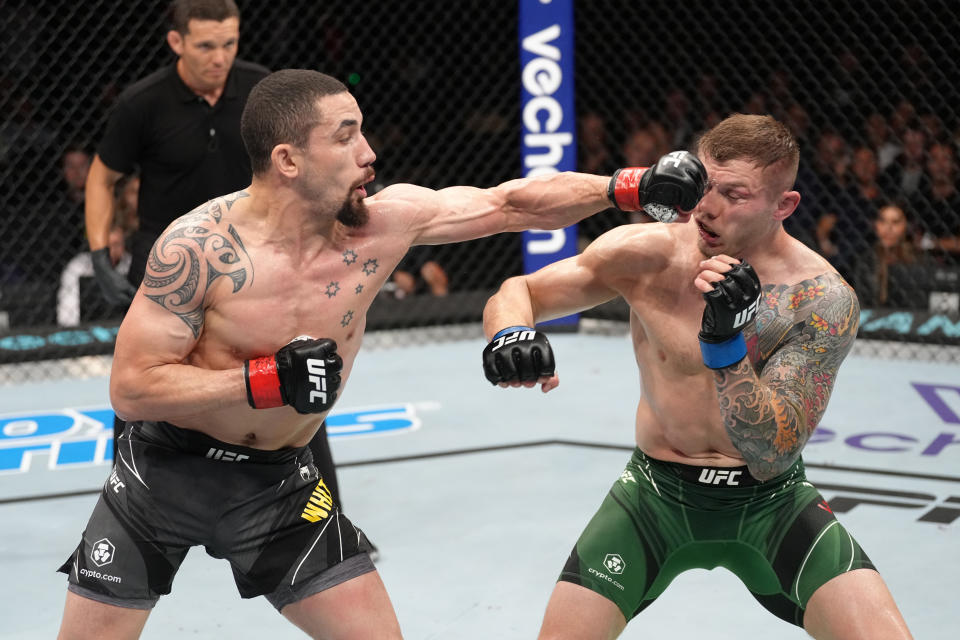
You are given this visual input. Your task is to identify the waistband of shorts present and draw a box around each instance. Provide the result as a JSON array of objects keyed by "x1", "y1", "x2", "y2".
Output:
[
  {"x1": 130, "y1": 420, "x2": 306, "y2": 464},
  {"x1": 635, "y1": 449, "x2": 803, "y2": 488}
]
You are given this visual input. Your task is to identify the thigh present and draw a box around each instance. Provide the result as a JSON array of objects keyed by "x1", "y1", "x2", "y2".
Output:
[
  {"x1": 538, "y1": 581, "x2": 626, "y2": 640},
  {"x1": 59, "y1": 487, "x2": 189, "y2": 608},
  {"x1": 58, "y1": 589, "x2": 151, "y2": 640},
  {"x1": 280, "y1": 570, "x2": 402, "y2": 640},
  {"x1": 803, "y1": 569, "x2": 913, "y2": 639},
  {"x1": 744, "y1": 485, "x2": 876, "y2": 627},
  {"x1": 226, "y1": 465, "x2": 375, "y2": 605},
  {"x1": 556, "y1": 460, "x2": 679, "y2": 623}
]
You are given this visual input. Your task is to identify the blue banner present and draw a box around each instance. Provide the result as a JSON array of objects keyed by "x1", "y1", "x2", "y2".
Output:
[{"x1": 519, "y1": 0, "x2": 577, "y2": 327}]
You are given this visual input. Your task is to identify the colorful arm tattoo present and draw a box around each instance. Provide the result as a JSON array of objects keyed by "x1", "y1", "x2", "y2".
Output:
[
  {"x1": 714, "y1": 273, "x2": 859, "y2": 479},
  {"x1": 142, "y1": 192, "x2": 254, "y2": 338}
]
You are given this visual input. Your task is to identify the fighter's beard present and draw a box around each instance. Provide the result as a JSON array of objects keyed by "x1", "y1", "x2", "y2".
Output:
[{"x1": 336, "y1": 193, "x2": 369, "y2": 228}]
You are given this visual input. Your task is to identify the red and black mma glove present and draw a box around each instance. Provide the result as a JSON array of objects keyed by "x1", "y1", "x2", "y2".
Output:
[
  {"x1": 608, "y1": 150, "x2": 708, "y2": 222},
  {"x1": 698, "y1": 262, "x2": 762, "y2": 369},
  {"x1": 482, "y1": 326, "x2": 556, "y2": 384},
  {"x1": 244, "y1": 336, "x2": 343, "y2": 414}
]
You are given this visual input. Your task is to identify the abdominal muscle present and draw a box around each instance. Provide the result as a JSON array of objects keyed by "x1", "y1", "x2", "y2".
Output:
[
  {"x1": 632, "y1": 358, "x2": 747, "y2": 468},
  {"x1": 168, "y1": 324, "x2": 366, "y2": 451},
  {"x1": 171, "y1": 404, "x2": 328, "y2": 451}
]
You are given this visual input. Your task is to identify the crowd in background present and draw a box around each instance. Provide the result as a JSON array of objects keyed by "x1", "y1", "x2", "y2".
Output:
[
  {"x1": 576, "y1": 86, "x2": 960, "y2": 314},
  {"x1": 2, "y1": 77, "x2": 959, "y2": 330}
]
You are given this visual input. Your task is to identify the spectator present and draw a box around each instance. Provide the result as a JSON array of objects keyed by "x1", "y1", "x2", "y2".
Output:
[
  {"x1": 661, "y1": 88, "x2": 695, "y2": 150},
  {"x1": 798, "y1": 131, "x2": 864, "y2": 280},
  {"x1": 852, "y1": 202, "x2": 932, "y2": 309},
  {"x1": 863, "y1": 112, "x2": 901, "y2": 171},
  {"x1": 58, "y1": 174, "x2": 138, "y2": 326},
  {"x1": 577, "y1": 112, "x2": 617, "y2": 176},
  {"x1": 57, "y1": 229, "x2": 131, "y2": 327},
  {"x1": 847, "y1": 145, "x2": 890, "y2": 220},
  {"x1": 889, "y1": 99, "x2": 918, "y2": 140},
  {"x1": 783, "y1": 102, "x2": 813, "y2": 151},
  {"x1": 882, "y1": 121, "x2": 927, "y2": 198},
  {"x1": 911, "y1": 141, "x2": 960, "y2": 260},
  {"x1": 620, "y1": 127, "x2": 667, "y2": 226},
  {"x1": 388, "y1": 247, "x2": 449, "y2": 299},
  {"x1": 621, "y1": 127, "x2": 662, "y2": 170}
]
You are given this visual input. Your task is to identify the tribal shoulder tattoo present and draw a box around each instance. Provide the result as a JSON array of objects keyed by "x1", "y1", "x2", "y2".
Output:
[
  {"x1": 714, "y1": 272, "x2": 859, "y2": 479},
  {"x1": 142, "y1": 192, "x2": 254, "y2": 337}
]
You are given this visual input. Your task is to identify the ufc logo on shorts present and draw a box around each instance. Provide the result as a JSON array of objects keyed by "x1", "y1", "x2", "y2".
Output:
[
  {"x1": 206, "y1": 448, "x2": 250, "y2": 462},
  {"x1": 307, "y1": 358, "x2": 328, "y2": 404},
  {"x1": 491, "y1": 330, "x2": 536, "y2": 352},
  {"x1": 698, "y1": 468, "x2": 743, "y2": 486},
  {"x1": 732, "y1": 295, "x2": 761, "y2": 329}
]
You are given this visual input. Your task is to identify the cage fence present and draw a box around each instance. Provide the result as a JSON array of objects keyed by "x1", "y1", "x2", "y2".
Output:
[{"x1": 1, "y1": 0, "x2": 957, "y2": 384}]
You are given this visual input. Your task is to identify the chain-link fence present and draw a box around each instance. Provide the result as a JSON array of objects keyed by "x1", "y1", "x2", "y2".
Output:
[{"x1": 1, "y1": 0, "x2": 958, "y2": 382}]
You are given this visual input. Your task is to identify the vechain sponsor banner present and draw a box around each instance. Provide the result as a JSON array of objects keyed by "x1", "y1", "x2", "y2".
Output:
[{"x1": 519, "y1": 0, "x2": 577, "y2": 328}]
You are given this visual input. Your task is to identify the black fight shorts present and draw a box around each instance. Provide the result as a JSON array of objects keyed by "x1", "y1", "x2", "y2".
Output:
[{"x1": 58, "y1": 420, "x2": 375, "y2": 610}]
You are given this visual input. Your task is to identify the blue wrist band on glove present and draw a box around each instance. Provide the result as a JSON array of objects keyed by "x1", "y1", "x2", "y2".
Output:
[
  {"x1": 493, "y1": 325, "x2": 535, "y2": 340},
  {"x1": 700, "y1": 333, "x2": 747, "y2": 369}
]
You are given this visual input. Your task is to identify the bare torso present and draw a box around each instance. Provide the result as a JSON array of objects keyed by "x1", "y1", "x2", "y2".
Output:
[
  {"x1": 619, "y1": 221, "x2": 842, "y2": 466},
  {"x1": 153, "y1": 194, "x2": 416, "y2": 449}
]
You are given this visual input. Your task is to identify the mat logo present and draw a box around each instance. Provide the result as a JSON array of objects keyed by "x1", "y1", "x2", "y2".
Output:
[
  {"x1": 325, "y1": 403, "x2": 422, "y2": 439},
  {"x1": 0, "y1": 408, "x2": 114, "y2": 474},
  {"x1": 818, "y1": 483, "x2": 960, "y2": 525},
  {"x1": 90, "y1": 538, "x2": 115, "y2": 567},
  {"x1": 0, "y1": 403, "x2": 422, "y2": 475},
  {"x1": 807, "y1": 381, "x2": 960, "y2": 457},
  {"x1": 620, "y1": 470, "x2": 637, "y2": 484},
  {"x1": 603, "y1": 553, "x2": 625, "y2": 575},
  {"x1": 698, "y1": 468, "x2": 743, "y2": 486}
]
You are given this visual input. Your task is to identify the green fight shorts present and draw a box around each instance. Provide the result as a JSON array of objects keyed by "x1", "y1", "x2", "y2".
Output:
[{"x1": 558, "y1": 449, "x2": 876, "y2": 627}]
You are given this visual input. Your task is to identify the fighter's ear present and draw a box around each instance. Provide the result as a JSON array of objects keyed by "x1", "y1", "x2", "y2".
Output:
[
  {"x1": 271, "y1": 144, "x2": 301, "y2": 179},
  {"x1": 166, "y1": 30, "x2": 184, "y2": 56},
  {"x1": 773, "y1": 190, "x2": 800, "y2": 222}
]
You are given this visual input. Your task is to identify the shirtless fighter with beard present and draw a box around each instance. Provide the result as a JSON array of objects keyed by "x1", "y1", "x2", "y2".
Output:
[{"x1": 56, "y1": 69, "x2": 706, "y2": 640}]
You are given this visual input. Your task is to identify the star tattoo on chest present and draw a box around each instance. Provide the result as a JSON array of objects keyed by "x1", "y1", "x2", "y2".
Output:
[{"x1": 362, "y1": 258, "x2": 379, "y2": 276}]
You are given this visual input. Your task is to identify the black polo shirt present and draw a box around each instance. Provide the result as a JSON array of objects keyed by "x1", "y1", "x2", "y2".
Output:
[{"x1": 98, "y1": 59, "x2": 270, "y2": 236}]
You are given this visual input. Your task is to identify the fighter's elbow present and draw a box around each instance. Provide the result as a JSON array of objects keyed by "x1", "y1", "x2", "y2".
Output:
[
  {"x1": 744, "y1": 454, "x2": 798, "y2": 482},
  {"x1": 109, "y1": 371, "x2": 147, "y2": 421},
  {"x1": 746, "y1": 464, "x2": 779, "y2": 482}
]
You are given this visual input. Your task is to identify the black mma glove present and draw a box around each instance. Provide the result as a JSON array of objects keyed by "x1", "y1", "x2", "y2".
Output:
[
  {"x1": 244, "y1": 336, "x2": 343, "y2": 413},
  {"x1": 698, "y1": 261, "x2": 762, "y2": 369},
  {"x1": 608, "y1": 150, "x2": 708, "y2": 223},
  {"x1": 482, "y1": 326, "x2": 555, "y2": 384},
  {"x1": 91, "y1": 247, "x2": 136, "y2": 306}
]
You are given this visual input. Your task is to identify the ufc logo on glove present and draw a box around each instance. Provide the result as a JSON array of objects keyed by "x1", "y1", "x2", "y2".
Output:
[
  {"x1": 491, "y1": 329, "x2": 536, "y2": 352},
  {"x1": 307, "y1": 358, "x2": 328, "y2": 404},
  {"x1": 732, "y1": 295, "x2": 761, "y2": 329}
]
